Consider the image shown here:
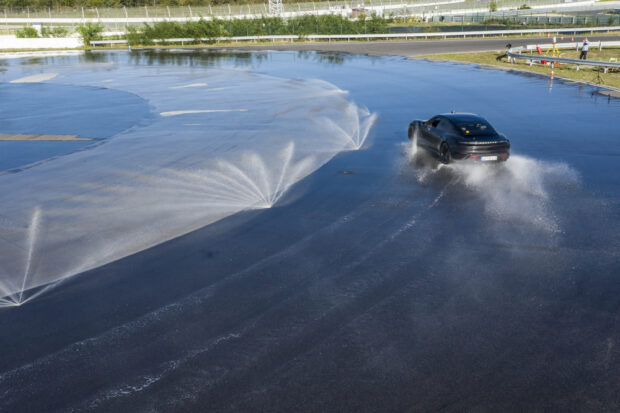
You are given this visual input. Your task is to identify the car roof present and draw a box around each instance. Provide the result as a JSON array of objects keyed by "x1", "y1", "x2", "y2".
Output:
[{"x1": 438, "y1": 113, "x2": 488, "y2": 123}]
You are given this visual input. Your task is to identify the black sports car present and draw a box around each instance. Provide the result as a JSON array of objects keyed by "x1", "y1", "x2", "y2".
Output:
[{"x1": 408, "y1": 113, "x2": 510, "y2": 164}]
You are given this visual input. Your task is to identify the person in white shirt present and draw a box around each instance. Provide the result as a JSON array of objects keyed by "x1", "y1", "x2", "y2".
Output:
[{"x1": 580, "y1": 37, "x2": 589, "y2": 60}]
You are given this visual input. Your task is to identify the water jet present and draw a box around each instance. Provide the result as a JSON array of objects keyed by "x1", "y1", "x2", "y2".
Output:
[{"x1": 0, "y1": 69, "x2": 377, "y2": 304}]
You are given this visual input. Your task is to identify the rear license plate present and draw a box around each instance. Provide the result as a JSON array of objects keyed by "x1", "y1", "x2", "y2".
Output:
[{"x1": 481, "y1": 156, "x2": 498, "y2": 161}]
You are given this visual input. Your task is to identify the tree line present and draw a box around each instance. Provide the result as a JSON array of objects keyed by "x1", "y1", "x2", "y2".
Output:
[
  {"x1": 15, "y1": 14, "x2": 388, "y2": 45},
  {"x1": 126, "y1": 14, "x2": 388, "y2": 43}
]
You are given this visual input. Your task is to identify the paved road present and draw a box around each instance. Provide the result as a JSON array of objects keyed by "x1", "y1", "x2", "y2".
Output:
[{"x1": 218, "y1": 34, "x2": 620, "y2": 57}]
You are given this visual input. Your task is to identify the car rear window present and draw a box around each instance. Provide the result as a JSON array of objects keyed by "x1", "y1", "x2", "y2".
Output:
[{"x1": 455, "y1": 120, "x2": 496, "y2": 136}]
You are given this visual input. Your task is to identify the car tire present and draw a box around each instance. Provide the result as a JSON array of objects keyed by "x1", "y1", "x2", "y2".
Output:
[{"x1": 439, "y1": 143, "x2": 452, "y2": 164}]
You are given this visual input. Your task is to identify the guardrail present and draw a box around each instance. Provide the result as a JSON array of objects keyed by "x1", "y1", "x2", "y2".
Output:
[
  {"x1": 508, "y1": 44, "x2": 620, "y2": 72},
  {"x1": 90, "y1": 26, "x2": 620, "y2": 47},
  {"x1": 526, "y1": 40, "x2": 620, "y2": 51}
]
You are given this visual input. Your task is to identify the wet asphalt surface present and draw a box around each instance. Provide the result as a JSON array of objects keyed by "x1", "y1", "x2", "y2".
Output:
[
  {"x1": 0, "y1": 81, "x2": 150, "y2": 170},
  {"x1": 1, "y1": 50, "x2": 620, "y2": 412}
]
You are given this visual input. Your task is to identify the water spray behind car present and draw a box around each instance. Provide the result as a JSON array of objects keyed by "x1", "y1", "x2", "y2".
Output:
[{"x1": 403, "y1": 113, "x2": 581, "y2": 235}]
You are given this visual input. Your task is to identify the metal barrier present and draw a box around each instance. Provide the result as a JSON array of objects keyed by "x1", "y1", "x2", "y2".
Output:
[
  {"x1": 526, "y1": 40, "x2": 620, "y2": 51},
  {"x1": 90, "y1": 26, "x2": 620, "y2": 47},
  {"x1": 508, "y1": 46, "x2": 620, "y2": 72}
]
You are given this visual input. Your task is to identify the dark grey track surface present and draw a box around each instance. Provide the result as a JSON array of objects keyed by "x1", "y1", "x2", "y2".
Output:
[
  {"x1": 216, "y1": 34, "x2": 620, "y2": 56},
  {"x1": 1, "y1": 50, "x2": 619, "y2": 412}
]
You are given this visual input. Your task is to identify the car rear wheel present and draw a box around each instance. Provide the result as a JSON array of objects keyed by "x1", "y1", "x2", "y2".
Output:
[{"x1": 439, "y1": 143, "x2": 452, "y2": 164}]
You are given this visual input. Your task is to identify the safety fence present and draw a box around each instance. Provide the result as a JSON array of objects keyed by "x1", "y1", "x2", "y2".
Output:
[
  {"x1": 525, "y1": 39, "x2": 620, "y2": 51},
  {"x1": 88, "y1": 25, "x2": 620, "y2": 47},
  {"x1": 2, "y1": 0, "x2": 610, "y2": 20},
  {"x1": 2, "y1": 0, "x2": 620, "y2": 39},
  {"x1": 508, "y1": 41, "x2": 620, "y2": 72},
  {"x1": 2, "y1": 0, "x2": 620, "y2": 28}
]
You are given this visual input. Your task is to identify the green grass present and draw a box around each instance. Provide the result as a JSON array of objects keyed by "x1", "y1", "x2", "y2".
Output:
[{"x1": 421, "y1": 48, "x2": 620, "y2": 89}]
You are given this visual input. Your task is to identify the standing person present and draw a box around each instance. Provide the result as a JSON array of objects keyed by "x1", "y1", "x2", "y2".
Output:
[{"x1": 580, "y1": 37, "x2": 589, "y2": 60}]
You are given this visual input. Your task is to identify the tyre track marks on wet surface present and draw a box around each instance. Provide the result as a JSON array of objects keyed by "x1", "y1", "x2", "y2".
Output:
[
  {"x1": 217, "y1": 196, "x2": 620, "y2": 412},
  {"x1": 91, "y1": 183, "x2": 451, "y2": 411},
  {"x1": 188, "y1": 189, "x2": 451, "y2": 412},
  {"x1": 0, "y1": 204, "x2": 369, "y2": 411},
  {"x1": 0, "y1": 183, "x2": 440, "y2": 411},
  {"x1": 110, "y1": 189, "x2": 446, "y2": 411},
  {"x1": 0, "y1": 180, "x2": 447, "y2": 412}
]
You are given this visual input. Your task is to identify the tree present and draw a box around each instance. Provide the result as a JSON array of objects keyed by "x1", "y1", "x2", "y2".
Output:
[
  {"x1": 15, "y1": 27, "x2": 39, "y2": 38},
  {"x1": 76, "y1": 22, "x2": 104, "y2": 47},
  {"x1": 489, "y1": 1, "x2": 498, "y2": 12}
]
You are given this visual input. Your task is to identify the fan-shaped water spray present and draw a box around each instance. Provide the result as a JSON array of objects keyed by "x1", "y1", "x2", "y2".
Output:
[
  {"x1": 0, "y1": 208, "x2": 45, "y2": 306},
  {"x1": 213, "y1": 142, "x2": 317, "y2": 208},
  {"x1": 319, "y1": 104, "x2": 378, "y2": 150},
  {"x1": 19, "y1": 207, "x2": 41, "y2": 303},
  {"x1": 0, "y1": 69, "x2": 377, "y2": 306}
]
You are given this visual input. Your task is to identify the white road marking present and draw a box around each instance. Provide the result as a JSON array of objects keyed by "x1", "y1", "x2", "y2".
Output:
[
  {"x1": 10, "y1": 73, "x2": 58, "y2": 83},
  {"x1": 160, "y1": 109, "x2": 248, "y2": 117},
  {"x1": 169, "y1": 83, "x2": 208, "y2": 89}
]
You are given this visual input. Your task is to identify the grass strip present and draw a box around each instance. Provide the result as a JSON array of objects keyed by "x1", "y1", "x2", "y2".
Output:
[{"x1": 420, "y1": 48, "x2": 620, "y2": 89}]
